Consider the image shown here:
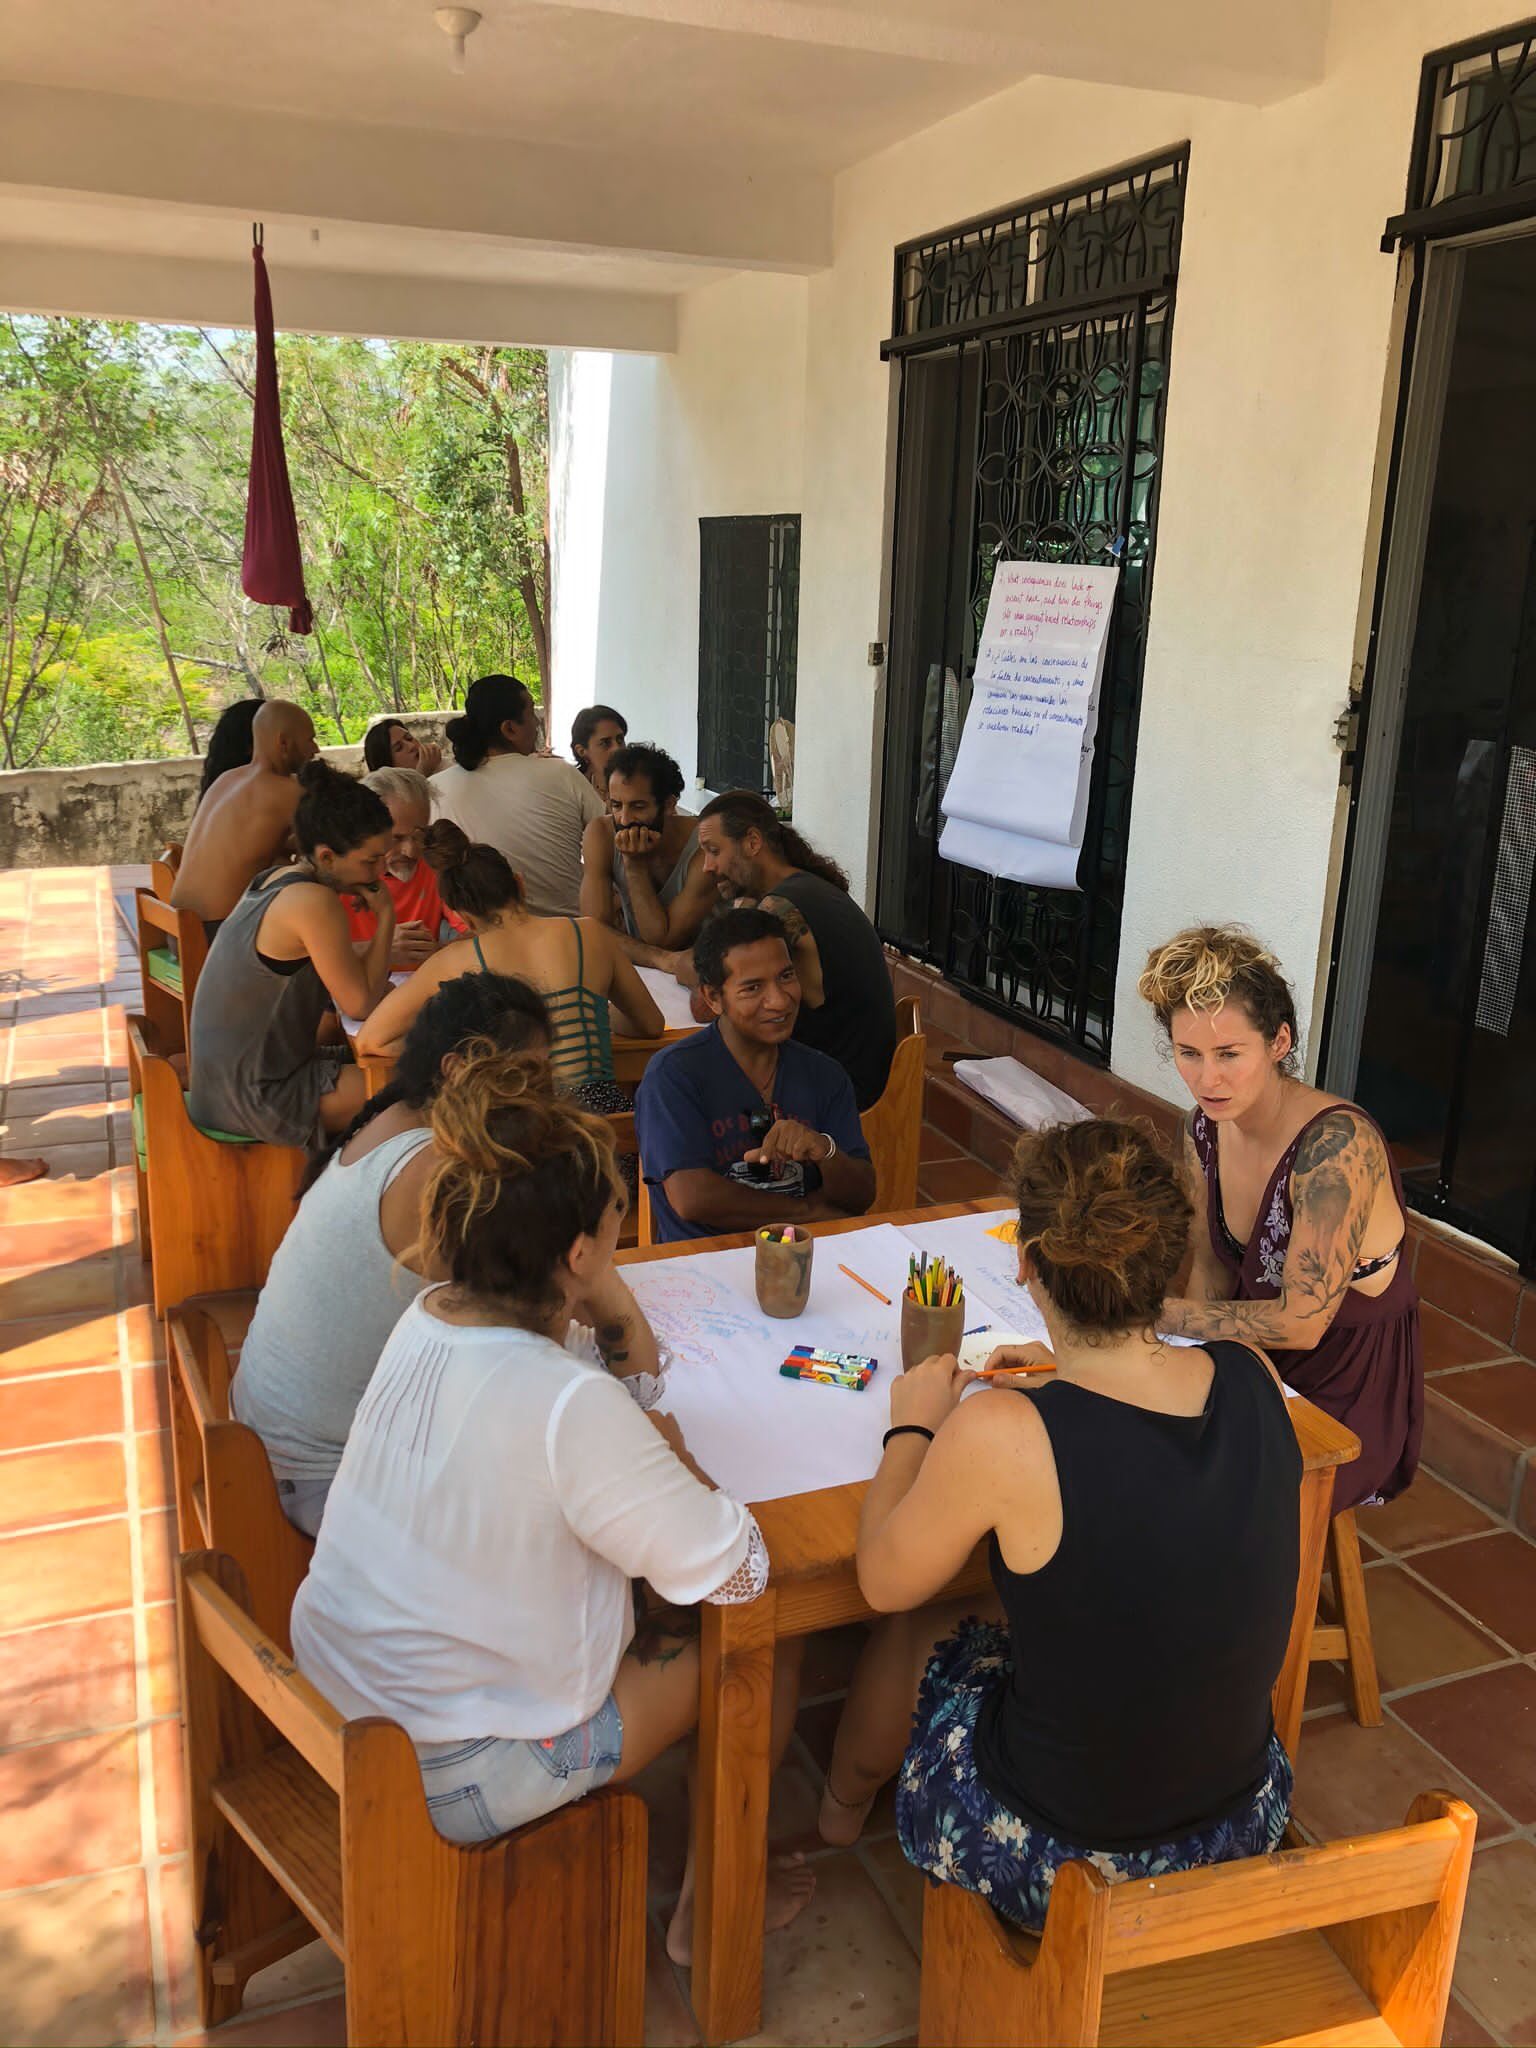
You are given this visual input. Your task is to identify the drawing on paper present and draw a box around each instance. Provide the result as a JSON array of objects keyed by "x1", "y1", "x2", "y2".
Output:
[{"x1": 624, "y1": 1267, "x2": 769, "y2": 1370}]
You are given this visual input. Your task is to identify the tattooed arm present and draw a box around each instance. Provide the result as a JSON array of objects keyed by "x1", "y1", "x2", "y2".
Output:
[
  {"x1": 571, "y1": 1267, "x2": 662, "y2": 1383},
  {"x1": 1160, "y1": 1109, "x2": 1388, "y2": 1351},
  {"x1": 1179, "y1": 1120, "x2": 1236, "y2": 1306},
  {"x1": 758, "y1": 892, "x2": 825, "y2": 1006}
]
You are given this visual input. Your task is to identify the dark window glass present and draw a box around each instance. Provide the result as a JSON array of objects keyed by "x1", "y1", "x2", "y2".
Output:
[{"x1": 698, "y1": 515, "x2": 800, "y2": 794}]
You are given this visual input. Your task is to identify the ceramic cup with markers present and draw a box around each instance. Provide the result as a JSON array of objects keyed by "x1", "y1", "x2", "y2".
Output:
[
  {"x1": 756, "y1": 1226, "x2": 813, "y2": 1319},
  {"x1": 899, "y1": 1291, "x2": 965, "y2": 1373}
]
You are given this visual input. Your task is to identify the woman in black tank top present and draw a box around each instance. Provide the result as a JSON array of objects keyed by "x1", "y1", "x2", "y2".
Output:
[{"x1": 816, "y1": 1119, "x2": 1302, "y2": 1932}]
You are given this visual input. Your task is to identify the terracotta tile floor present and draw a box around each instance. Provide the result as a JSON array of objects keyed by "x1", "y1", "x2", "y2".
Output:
[{"x1": 2, "y1": 865, "x2": 1535, "y2": 2044}]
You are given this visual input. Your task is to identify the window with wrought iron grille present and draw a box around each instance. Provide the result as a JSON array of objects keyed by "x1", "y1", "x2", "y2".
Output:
[
  {"x1": 875, "y1": 148, "x2": 1186, "y2": 1062},
  {"x1": 697, "y1": 515, "x2": 800, "y2": 796}
]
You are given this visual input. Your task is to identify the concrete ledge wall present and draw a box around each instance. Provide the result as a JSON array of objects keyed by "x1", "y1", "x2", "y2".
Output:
[{"x1": 0, "y1": 713, "x2": 448, "y2": 871}]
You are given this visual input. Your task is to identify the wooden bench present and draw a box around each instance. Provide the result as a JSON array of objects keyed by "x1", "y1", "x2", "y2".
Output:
[
  {"x1": 135, "y1": 844, "x2": 207, "y2": 1058},
  {"x1": 167, "y1": 1300, "x2": 313, "y2": 1654},
  {"x1": 179, "y1": 1550, "x2": 648, "y2": 2045},
  {"x1": 1309, "y1": 1504, "x2": 1383, "y2": 1727},
  {"x1": 128, "y1": 1014, "x2": 305, "y2": 1316},
  {"x1": 918, "y1": 1790, "x2": 1475, "y2": 2048}
]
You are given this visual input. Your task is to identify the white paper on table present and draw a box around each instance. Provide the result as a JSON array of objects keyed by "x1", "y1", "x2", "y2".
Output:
[
  {"x1": 338, "y1": 969, "x2": 410, "y2": 1042},
  {"x1": 634, "y1": 965, "x2": 700, "y2": 1034},
  {"x1": 627, "y1": 1223, "x2": 1019, "y2": 1502}
]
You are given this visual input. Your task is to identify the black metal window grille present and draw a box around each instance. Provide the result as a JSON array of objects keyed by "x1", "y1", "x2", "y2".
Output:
[
  {"x1": 875, "y1": 154, "x2": 1184, "y2": 1061},
  {"x1": 697, "y1": 515, "x2": 800, "y2": 796},
  {"x1": 1386, "y1": 17, "x2": 1536, "y2": 245},
  {"x1": 887, "y1": 150, "x2": 1185, "y2": 355}
]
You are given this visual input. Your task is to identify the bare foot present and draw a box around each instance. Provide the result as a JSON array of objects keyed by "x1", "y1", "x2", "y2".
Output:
[
  {"x1": 0, "y1": 1156, "x2": 48, "y2": 1189},
  {"x1": 666, "y1": 1853, "x2": 817, "y2": 1967},
  {"x1": 818, "y1": 1772, "x2": 877, "y2": 1848}
]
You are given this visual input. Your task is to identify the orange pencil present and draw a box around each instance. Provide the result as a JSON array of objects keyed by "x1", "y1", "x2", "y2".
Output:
[
  {"x1": 967, "y1": 1360, "x2": 1056, "y2": 1378},
  {"x1": 838, "y1": 1264, "x2": 892, "y2": 1306}
]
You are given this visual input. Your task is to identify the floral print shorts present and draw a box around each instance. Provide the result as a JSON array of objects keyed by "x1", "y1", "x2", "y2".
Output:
[{"x1": 895, "y1": 1619, "x2": 1293, "y2": 1932}]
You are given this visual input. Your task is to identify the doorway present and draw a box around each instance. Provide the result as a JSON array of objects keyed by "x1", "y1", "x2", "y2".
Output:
[{"x1": 1330, "y1": 230, "x2": 1536, "y2": 1269}]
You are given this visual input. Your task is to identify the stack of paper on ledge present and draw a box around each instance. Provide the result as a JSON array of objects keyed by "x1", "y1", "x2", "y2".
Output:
[{"x1": 953, "y1": 1055, "x2": 1090, "y2": 1131}]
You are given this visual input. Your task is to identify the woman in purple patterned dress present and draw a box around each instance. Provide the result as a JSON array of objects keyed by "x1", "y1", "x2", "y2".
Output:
[{"x1": 1140, "y1": 926, "x2": 1423, "y2": 1509}]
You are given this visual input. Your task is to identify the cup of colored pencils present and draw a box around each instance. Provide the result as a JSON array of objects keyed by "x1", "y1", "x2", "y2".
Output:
[
  {"x1": 755, "y1": 1224, "x2": 814, "y2": 1319},
  {"x1": 900, "y1": 1253, "x2": 965, "y2": 1372}
]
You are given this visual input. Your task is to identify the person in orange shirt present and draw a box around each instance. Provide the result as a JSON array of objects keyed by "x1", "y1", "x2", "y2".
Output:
[{"x1": 344, "y1": 768, "x2": 458, "y2": 968}]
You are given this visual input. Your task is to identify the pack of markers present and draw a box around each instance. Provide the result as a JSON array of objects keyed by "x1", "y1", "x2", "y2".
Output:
[{"x1": 780, "y1": 1344, "x2": 878, "y2": 1392}]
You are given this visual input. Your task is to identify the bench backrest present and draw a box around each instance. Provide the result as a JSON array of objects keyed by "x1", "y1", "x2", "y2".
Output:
[{"x1": 861, "y1": 995, "x2": 925, "y2": 1211}]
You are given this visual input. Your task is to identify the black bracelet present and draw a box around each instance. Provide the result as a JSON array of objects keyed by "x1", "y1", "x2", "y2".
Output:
[{"x1": 882, "y1": 1424, "x2": 935, "y2": 1451}]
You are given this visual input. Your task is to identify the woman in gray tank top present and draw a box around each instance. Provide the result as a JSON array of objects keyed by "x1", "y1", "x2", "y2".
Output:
[
  {"x1": 187, "y1": 761, "x2": 397, "y2": 1148},
  {"x1": 232, "y1": 973, "x2": 551, "y2": 1533}
]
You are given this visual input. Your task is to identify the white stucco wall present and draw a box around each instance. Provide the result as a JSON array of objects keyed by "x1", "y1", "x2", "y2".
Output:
[
  {"x1": 553, "y1": 0, "x2": 1515, "y2": 1093},
  {"x1": 549, "y1": 271, "x2": 808, "y2": 785}
]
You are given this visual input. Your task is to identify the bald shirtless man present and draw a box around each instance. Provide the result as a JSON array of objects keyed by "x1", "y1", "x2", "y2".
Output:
[{"x1": 172, "y1": 702, "x2": 318, "y2": 934}]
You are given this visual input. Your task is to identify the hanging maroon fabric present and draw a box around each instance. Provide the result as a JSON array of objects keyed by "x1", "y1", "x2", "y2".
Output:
[{"x1": 241, "y1": 230, "x2": 313, "y2": 634}]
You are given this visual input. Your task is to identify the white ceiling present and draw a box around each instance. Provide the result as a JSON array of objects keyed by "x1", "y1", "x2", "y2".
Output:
[{"x1": 0, "y1": 0, "x2": 1330, "y2": 348}]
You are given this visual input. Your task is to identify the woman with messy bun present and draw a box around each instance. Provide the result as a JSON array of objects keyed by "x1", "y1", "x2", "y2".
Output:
[
  {"x1": 1139, "y1": 924, "x2": 1422, "y2": 1511},
  {"x1": 187, "y1": 759, "x2": 397, "y2": 1145},
  {"x1": 290, "y1": 1045, "x2": 815, "y2": 1960},
  {"x1": 820, "y1": 1118, "x2": 1303, "y2": 1934},
  {"x1": 356, "y1": 818, "x2": 662, "y2": 1114}
]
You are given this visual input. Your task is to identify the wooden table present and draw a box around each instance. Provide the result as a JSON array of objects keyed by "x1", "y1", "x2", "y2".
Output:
[{"x1": 618, "y1": 1200, "x2": 1360, "y2": 2046}]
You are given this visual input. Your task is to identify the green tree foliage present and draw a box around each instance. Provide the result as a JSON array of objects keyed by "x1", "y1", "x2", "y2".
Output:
[{"x1": 0, "y1": 316, "x2": 550, "y2": 768}]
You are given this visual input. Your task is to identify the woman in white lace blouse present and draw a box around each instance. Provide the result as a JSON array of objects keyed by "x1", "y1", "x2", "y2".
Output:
[{"x1": 290, "y1": 1044, "x2": 812, "y2": 1955}]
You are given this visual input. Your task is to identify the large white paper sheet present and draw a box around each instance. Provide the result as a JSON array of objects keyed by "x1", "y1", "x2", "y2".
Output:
[
  {"x1": 635, "y1": 965, "x2": 701, "y2": 1034},
  {"x1": 627, "y1": 1215, "x2": 1030, "y2": 1502},
  {"x1": 939, "y1": 561, "x2": 1118, "y2": 892},
  {"x1": 951, "y1": 1056, "x2": 1090, "y2": 1132}
]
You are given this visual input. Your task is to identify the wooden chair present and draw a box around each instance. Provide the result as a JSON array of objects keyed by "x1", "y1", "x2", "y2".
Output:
[
  {"x1": 179, "y1": 1549, "x2": 647, "y2": 2045},
  {"x1": 167, "y1": 1301, "x2": 313, "y2": 1653},
  {"x1": 128, "y1": 1014, "x2": 305, "y2": 1316},
  {"x1": 918, "y1": 1791, "x2": 1475, "y2": 2048},
  {"x1": 136, "y1": 845, "x2": 208, "y2": 1058},
  {"x1": 1309, "y1": 1505, "x2": 1383, "y2": 1726},
  {"x1": 860, "y1": 995, "x2": 926, "y2": 1211}
]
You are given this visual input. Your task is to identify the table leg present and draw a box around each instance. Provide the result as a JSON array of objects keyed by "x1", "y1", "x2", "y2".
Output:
[
  {"x1": 1274, "y1": 1466, "x2": 1333, "y2": 1764},
  {"x1": 693, "y1": 1587, "x2": 778, "y2": 2046}
]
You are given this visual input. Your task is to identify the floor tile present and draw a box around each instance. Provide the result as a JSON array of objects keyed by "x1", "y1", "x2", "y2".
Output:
[
  {"x1": 0, "y1": 1725, "x2": 141, "y2": 1888},
  {"x1": 0, "y1": 1611, "x2": 138, "y2": 1746},
  {"x1": 0, "y1": 1369, "x2": 124, "y2": 1451},
  {"x1": 0, "y1": 1311, "x2": 123, "y2": 1379},
  {"x1": 918, "y1": 1124, "x2": 964, "y2": 1166},
  {"x1": 0, "y1": 1214, "x2": 129, "y2": 1270},
  {"x1": 1421, "y1": 1305, "x2": 1508, "y2": 1374},
  {"x1": 0, "y1": 1517, "x2": 133, "y2": 1629},
  {"x1": 0, "y1": 1173, "x2": 114, "y2": 1226},
  {"x1": 1289, "y1": 1708, "x2": 1514, "y2": 1845},
  {"x1": 141, "y1": 1509, "x2": 177, "y2": 1608},
  {"x1": 742, "y1": 1850, "x2": 918, "y2": 2047},
  {"x1": 1440, "y1": 1994, "x2": 1496, "y2": 2046},
  {"x1": 6, "y1": 1141, "x2": 113, "y2": 1182},
  {"x1": 0, "y1": 1104, "x2": 117, "y2": 1150},
  {"x1": 915, "y1": 1156, "x2": 1008, "y2": 1204},
  {"x1": 152, "y1": 1715, "x2": 187, "y2": 1854},
  {"x1": 119, "y1": 1305, "x2": 165, "y2": 1363},
  {"x1": 175, "y1": 1993, "x2": 348, "y2": 2046},
  {"x1": 1, "y1": 1080, "x2": 115, "y2": 1115},
  {"x1": 1454, "y1": 1839, "x2": 1536, "y2": 2044},
  {"x1": 133, "y1": 1429, "x2": 175, "y2": 1513},
  {"x1": 645, "y1": 1924, "x2": 702, "y2": 2046},
  {"x1": 1358, "y1": 1472, "x2": 1501, "y2": 1555},
  {"x1": 143, "y1": 1600, "x2": 181, "y2": 1719},
  {"x1": 157, "y1": 1853, "x2": 203, "y2": 2040},
  {"x1": 0, "y1": 1256, "x2": 119, "y2": 1322},
  {"x1": 1435, "y1": 1358, "x2": 1536, "y2": 1451},
  {"x1": 130, "y1": 1361, "x2": 170, "y2": 1435},
  {"x1": 0, "y1": 1439, "x2": 128, "y2": 1533},
  {"x1": 1423, "y1": 1391, "x2": 1523, "y2": 1517},
  {"x1": 857, "y1": 1832, "x2": 925, "y2": 1951},
  {"x1": 1359, "y1": 1562, "x2": 1506, "y2": 1691},
  {"x1": 0, "y1": 1867, "x2": 154, "y2": 2048},
  {"x1": 1394, "y1": 1663, "x2": 1536, "y2": 1824},
  {"x1": 1409, "y1": 1531, "x2": 1536, "y2": 1655},
  {"x1": 1415, "y1": 1237, "x2": 1523, "y2": 1348}
]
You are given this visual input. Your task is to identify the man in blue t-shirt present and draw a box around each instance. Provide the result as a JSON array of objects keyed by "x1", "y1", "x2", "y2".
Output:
[{"x1": 635, "y1": 906, "x2": 876, "y2": 1244}]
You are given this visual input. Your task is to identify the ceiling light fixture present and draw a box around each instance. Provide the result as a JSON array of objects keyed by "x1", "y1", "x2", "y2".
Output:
[{"x1": 433, "y1": 6, "x2": 482, "y2": 74}]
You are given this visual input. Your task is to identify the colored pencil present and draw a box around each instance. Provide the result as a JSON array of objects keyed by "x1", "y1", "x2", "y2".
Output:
[
  {"x1": 838, "y1": 1264, "x2": 891, "y2": 1306},
  {"x1": 967, "y1": 1360, "x2": 1056, "y2": 1378}
]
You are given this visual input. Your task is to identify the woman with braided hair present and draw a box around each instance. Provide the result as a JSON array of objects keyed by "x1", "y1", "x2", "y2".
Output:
[
  {"x1": 818, "y1": 1117, "x2": 1301, "y2": 1934},
  {"x1": 289, "y1": 1045, "x2": 815, "y2": 1960},
  {"x1": 1139, "y1": 924, "x2": 1422, "y2": 1510}
]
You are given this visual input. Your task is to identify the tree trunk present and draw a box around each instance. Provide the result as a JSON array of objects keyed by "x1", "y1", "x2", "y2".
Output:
[{"x1": 107, "y1": 461, "x2": 201, "y2": 753}]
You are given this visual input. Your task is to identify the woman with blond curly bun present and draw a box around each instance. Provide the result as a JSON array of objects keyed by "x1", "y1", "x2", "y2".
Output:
[
  {"x1": 1139, "y1": 925, "x2": 1422, "y2": 1510},
  {"x1": 289, "y1": 1046, "x2": 813, "y2": 1963},
  {"x1": 818, "y1": 1118, "x2": 1302, "y2": 1933}
]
